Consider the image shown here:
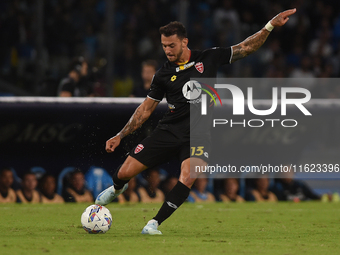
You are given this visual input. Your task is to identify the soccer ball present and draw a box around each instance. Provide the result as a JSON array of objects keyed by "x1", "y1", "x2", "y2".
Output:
[{"x1": 81, "y1": 204, "x2": 112, "y2": 234}]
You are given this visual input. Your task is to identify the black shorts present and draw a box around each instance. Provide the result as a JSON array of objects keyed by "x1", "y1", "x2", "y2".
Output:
[{"x1": 130, "y1": 128, "x2": 210, "y2": 168}]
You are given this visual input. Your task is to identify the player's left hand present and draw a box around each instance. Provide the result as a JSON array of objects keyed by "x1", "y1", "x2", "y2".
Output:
[{"x1": 270, "y1": 8, "x2": 296, "y2": 27}]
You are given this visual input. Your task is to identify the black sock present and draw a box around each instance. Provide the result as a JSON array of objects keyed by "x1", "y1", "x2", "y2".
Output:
[
  {"x1": 112, "y1": 170, "x2": 129, "y2": 190},
  {"x1": 153, "y1": 181, "x2": 190, "y2": 225}
]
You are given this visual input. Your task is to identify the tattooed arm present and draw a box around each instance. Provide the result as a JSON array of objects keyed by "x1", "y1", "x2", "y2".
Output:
[
  {"x1": 230, "y1": 28, "x2": 270, "y2": 63},
  {"x1": 230, "y1": 8, "x2": 296, "y2": 63},
  {"x1": 105, "y1": 97, "x2": 159, "y2": 153}
]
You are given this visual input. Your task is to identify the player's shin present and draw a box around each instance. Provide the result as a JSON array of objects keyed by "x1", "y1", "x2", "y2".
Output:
[{"x1": 153, "y1": 181, "x2": 190, "y2": 225}]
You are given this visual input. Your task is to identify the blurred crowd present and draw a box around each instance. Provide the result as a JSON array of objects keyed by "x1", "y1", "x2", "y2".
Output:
[
  {"x1": 1, "y1": 166, "x2": 338, "y2": 204},
  {"x1": 1, "y1": 0, "x2": 340, "y2": 97}
]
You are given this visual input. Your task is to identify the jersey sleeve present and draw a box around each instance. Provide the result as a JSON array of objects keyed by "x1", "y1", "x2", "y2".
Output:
[
  {"x1": 203, "y1": 47, "x2": 232, "y2": 67},
  {"x1": 147, "y1": 73, "x2": 165, "y2": 102}
]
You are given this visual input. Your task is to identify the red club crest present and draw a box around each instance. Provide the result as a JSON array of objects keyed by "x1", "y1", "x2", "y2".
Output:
[
  {"x1": 134, "y1": 144, "x2": 144, "y2": 154},
  {"x1": 195, "y1": 62, "x2": 204, "y2": 73}
]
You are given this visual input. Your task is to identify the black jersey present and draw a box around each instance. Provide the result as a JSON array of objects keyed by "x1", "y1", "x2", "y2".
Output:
[{"x1": 148, "y1": 47, "x2": 232, "y2": 137}]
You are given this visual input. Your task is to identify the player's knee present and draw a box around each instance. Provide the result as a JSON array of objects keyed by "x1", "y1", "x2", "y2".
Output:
[{"x1": 117, "y1": 165, "x2": 138, "y2": 180}]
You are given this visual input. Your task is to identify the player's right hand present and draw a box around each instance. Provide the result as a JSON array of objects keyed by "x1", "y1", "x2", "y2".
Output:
[
  {"x1": 270, "y1": 8, "x2": 296, "y2": 27},
  {"x1": 105, "y1": 135, "x2": 121, "y2": 153}
]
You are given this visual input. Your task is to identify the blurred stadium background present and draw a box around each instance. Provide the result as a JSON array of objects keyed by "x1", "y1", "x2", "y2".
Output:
[
  {"x1": 1, "y1": 0, "x2": 340, "y2": 202},
  {"x1": 1, "y1": 0, "x2": 340, "y2": 97}
]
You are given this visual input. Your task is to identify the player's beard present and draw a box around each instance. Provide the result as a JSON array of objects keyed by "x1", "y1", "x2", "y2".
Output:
[{"x1": 171, "y1": 47, "x2": 183, "y2": 63}]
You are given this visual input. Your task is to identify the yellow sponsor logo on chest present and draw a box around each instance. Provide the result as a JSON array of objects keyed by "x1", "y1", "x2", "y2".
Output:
[{"x1": 176, "y1": 61, "x2": 195, "y2": 72}]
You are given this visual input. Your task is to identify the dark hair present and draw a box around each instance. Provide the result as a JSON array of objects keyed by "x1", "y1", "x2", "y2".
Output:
[
  {"x1": 39, "y1": 174, "x2": 55, "y2": 184},
  {"x1": 142, "y1": 59, "x2": 158, "y2": 70},
  {"x1": 38, "y1": 174, "x2": 55, "y2": 191},
  {"x1": 70, "y1": 168, "x2": 83, "y2": 178},
  {"x1": 22, "y1": 171, "x2": 36, "y2": 180},
  {"x1": 0, "y1": 167, "x2": 12, "y2": 176},
  {"x1": 69, "y1": 56, "x2": 85, "y2": 73},
  {"x1": 159, "y1": 21, "x2": 187, "y2": 39}
]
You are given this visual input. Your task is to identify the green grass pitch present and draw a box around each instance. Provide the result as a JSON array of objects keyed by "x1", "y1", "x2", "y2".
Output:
[{"x1": 1, "y1": 202, "x2": 339, "y2": 255}]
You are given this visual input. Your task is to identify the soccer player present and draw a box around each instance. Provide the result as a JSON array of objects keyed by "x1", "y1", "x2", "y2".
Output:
[
  {"x1": 96, "y1": 9, "x2": 296, "y2": 235},
  {"x1": 62, "y1": 169, "x2": 93, "y2": 203},
  {"x1": 188, "y1": 177, "x2": 215, "y2": 203},
  {"x1": 16, "y1": 172, "x2": 41, "y2": 203},
  {"x1": 39, "y1": 174, "x2": 64, "y2": 204},
  {"x1": 0, "y1": 168, "x2": 16, "y2": 203},
  {"x1": 137, "y1": 168, "x2": 165, "y2": 203},
  {"x1": 219, "y1": 178, "x2": 245, "y2": 202}
]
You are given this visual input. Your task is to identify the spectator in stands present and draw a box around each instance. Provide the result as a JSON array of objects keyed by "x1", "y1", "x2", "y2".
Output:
[
  {"x1": 16, "y1": 172, "x2": 41, "y2": 203},
  {"x1": 130, "y1": 60, "x2": 158, "y2": 97},
  {"x1": 118, "y1": 177, "x2": 140, "y2": 203},
  {"x1": 188, "y1": 177, "x2": 215, "y2": 203},
  {"x1": 0, "y1": 168, "x2": 16, "y2": 203},
  {"x1": 62, "y1": 169, "x2": 93, "y2": 202},
  {"x1": 138, "y1": 168, "x2": 164, "y2": 203},
  {"x1": 289, "y1": 56, "x2": 316, "y2": 90},
  {"x1": 58, "y1": 57, "x2": 94, "y2": 97},
  {"x1": 271, "y1": 170, "x2": 320, "y2": 201},
  {"x1": 249, "y1": 177, "x2": 277, "y2": 202},
  {"x1": 39, "y1": 174, "x2": 64, "y2": 204},
  {"x1": 219, "y1": 178, "x2": 244, "y2": 202},
  {"x1": 3, "y1": 1, "x2": 340, "y2": 97}
]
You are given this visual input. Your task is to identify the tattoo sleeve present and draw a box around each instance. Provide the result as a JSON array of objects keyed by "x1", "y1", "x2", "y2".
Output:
[
  {"x1": 231, "y1": 28, "x2": 271, "y2": 63},
  {"x1": 118, "y1": 99, "x2": 154, "y2": 139}
]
